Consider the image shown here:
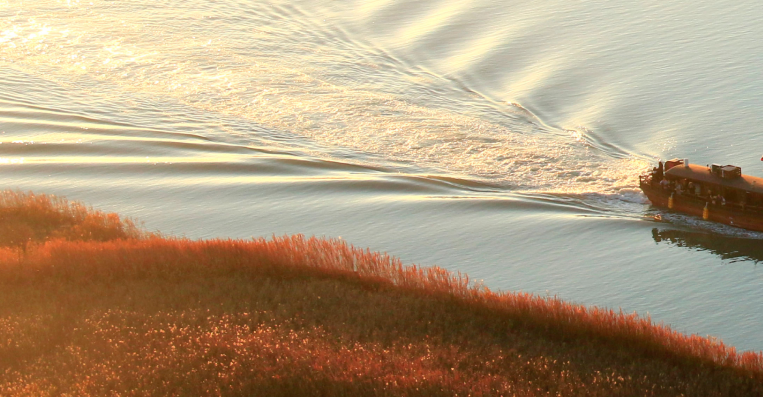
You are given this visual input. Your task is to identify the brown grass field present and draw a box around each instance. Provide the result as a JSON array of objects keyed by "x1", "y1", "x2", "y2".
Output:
[{"x1": 0, "y1": 190, "x2": 762, "y2": 396}]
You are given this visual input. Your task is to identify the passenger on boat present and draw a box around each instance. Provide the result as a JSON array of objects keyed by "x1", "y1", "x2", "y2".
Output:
[
  {"x1": 711, "y1": 194, "x2": 725, "y2": 207},
  {"x1": 659, "y1": 178, "x2": 670, "y2": 190},
  {"x1": 657, "y1": 161, "x2": 664, "y2": 179}
]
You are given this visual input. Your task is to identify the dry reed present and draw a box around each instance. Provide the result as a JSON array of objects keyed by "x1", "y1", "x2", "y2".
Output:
[{"x1": 0, "y1": 190, "x2": 761, "y2": 396}]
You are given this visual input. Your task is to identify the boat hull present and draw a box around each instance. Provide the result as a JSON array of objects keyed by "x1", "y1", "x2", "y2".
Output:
[{"x1": 640, "y1": 182, "x2": 763, "y2": 232}]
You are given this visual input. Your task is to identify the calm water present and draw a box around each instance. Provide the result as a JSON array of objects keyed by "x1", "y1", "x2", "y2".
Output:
[{"x1": 2, "y1": 0, "x2": 763, "y2": 351}]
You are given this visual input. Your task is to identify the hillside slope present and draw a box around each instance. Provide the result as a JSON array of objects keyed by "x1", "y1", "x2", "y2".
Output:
[{"x1": 0, "y1": 191, "x2": 761, "y2": 396}]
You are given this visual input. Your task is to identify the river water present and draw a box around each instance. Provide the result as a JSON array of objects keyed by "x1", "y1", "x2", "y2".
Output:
[{"x1": 2, "y1": 0, "x2": 763, "y2": 351}]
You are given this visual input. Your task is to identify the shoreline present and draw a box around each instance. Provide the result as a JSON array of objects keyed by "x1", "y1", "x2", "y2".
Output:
[{"x1": 1, "y1": 190, "x2": 761, "y2": 395}]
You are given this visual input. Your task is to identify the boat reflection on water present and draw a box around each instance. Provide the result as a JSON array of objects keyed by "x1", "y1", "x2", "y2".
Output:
[{"x1": 651, "y1": 228, "x2": 763, "y2": 263}]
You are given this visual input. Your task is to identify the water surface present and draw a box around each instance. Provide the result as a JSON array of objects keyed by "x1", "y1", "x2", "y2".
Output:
[{"x1": 2, "y1": 0, "x2": 763, "y2": 351}]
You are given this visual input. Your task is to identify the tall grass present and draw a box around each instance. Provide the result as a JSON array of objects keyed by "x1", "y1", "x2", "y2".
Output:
[
  {"x1": 0, "y1": 190, "x2": 146, "y2": 248},
  {"x1": 0, "y1": 190, "x2": 761, "y2": 395}
]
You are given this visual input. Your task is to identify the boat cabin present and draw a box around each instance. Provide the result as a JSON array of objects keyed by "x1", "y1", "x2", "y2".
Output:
[{"x1": 656, "y1": 159, "x2": 763, "y2": 211}]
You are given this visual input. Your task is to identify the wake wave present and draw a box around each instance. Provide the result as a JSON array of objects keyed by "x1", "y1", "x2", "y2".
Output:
[{"x1": 0, "y1": 0, "x2": 649, "y2": 197}]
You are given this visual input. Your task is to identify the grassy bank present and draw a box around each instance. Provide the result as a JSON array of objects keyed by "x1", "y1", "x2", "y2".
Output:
[{"x1": 0, "y1": 190, "x2": 761, "y2": 396}]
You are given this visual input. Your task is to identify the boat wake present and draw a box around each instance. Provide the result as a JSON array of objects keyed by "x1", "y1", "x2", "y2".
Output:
[{"x1": 648, "y1": 211, "x2": 763, "y2": 239}]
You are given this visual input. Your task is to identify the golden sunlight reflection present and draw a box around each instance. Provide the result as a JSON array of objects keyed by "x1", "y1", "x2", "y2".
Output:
[
  {"x1": 390, "y1": 1, "x2": 469, "y2": 46},
  {"x1": 354, "y1": 0, "x2": 399, "y2": 22},
  {"x1": 439, "y1": 24, "x2": 519, "y2": 73},
  {"x1": 502, "y1": 59, "x2": 562, "y2": 99},
  {"x1": 0, "y1": 0, "x2": 649, "y2": 196},
  {"x1": 0, "y1": 156, "x2": 247, "y2": 164}
]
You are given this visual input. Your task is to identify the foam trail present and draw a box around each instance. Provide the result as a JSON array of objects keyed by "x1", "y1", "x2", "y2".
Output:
[{"x1": 0, "y1": 0, "x2": 649, "y2": 197}]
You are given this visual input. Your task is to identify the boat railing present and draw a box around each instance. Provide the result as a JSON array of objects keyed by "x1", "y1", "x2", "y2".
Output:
[
  {"x1": 639, "y1": 173, "x2": 653, "y2": 186},
  {"x1": 640, "y1": 172, "x2": 763, "y2": 215}
]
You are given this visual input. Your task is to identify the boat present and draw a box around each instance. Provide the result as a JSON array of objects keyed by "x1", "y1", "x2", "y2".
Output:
[{"x1": 639, "y1": 159, "x2": 763, "y2": 231}]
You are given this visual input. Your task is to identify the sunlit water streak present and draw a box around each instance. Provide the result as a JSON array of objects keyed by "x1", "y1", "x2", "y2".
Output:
[{"x1": 0, "y1": 0, "x2": 648, "y2": 197}]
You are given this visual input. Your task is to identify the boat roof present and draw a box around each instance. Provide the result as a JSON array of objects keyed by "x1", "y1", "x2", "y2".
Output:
[{"x1": 666, "y1": 164, "x2": 763, "y2": 194}]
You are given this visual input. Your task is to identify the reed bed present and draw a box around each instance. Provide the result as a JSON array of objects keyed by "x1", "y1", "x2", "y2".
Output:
[
  {"x1": 0, "y1": 190, "x2": 146, "y2": 248},
  {"x1": 0, "y1": 190, "x2": 761, "y2": 396}
]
